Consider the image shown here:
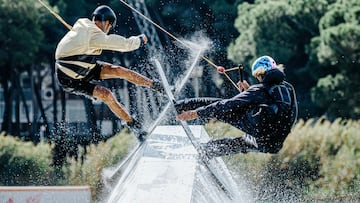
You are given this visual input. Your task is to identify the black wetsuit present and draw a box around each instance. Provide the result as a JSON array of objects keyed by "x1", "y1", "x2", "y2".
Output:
[{"x1": 175, "y1": 69, "x2": 298, "y2": 158}]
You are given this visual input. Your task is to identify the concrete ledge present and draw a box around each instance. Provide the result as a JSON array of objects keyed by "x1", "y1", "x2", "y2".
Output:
[{"x1": 0, "y1": 186, "x2": 91, "y2": 203}]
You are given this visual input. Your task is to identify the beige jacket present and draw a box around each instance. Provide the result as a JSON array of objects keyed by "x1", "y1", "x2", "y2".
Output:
[{"x1": 55, "y1": 18, "x2": 142, "y2": 79}]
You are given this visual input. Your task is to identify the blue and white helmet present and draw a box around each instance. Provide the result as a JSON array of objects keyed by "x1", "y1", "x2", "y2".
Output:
[{"x1": 251, "y1": 56, "x2": 277, "y2": 76}]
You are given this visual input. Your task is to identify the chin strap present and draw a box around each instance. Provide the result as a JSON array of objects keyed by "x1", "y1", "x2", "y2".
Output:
[{"x1": 101, "y1": 21, "x2": 107, "y2": 33}]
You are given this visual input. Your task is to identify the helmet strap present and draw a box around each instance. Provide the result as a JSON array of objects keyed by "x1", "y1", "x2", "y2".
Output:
[{"x1": 101, "y1": 21, "x2": 106, "y2": 32}]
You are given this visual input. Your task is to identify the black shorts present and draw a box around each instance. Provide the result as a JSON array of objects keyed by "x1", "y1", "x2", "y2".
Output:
[{"x1": 55, "y1": 62, "x2": 103, "y2": 98}]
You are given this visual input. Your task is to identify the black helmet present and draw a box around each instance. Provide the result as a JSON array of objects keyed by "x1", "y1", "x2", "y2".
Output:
[{"x1": 92, "y1": 5, "x2": 117, "y2": 28}]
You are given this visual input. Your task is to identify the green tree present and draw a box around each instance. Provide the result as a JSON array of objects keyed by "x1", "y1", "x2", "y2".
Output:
[
  {"x1": 0, "y1": 0, "x2": 44, "y2": 134},
  {"x1": 310, "y1": 0, "x2": 360, "y2": 119},
  {"x1": 227, "y1": 0, "x2": 359, "y2": 119}
]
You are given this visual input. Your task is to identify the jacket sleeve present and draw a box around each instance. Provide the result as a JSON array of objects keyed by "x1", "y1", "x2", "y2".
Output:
[
  {"x1": 196, "y1": 87, "x2": 260, "y2": 120},
  {"x1": 89, "y1": 28, "x2": 142, "y2": 52}
]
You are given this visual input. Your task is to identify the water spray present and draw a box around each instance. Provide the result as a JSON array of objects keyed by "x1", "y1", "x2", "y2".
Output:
[
  {"x1": 37, "y1": 0, "x2": 72, "y2": 30},
  {"x1": 118, "y1": 0, "x2": 241, "y2": 91},
  {"x1": 39, "y1": 0, "x2": 242, "y2": 91}
]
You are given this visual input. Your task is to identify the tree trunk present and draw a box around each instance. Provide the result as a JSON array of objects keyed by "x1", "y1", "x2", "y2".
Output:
[
  {"x1": 17, "y1": 77, "x2": 30, "y2": 123},
  {"x1": 14, "y1": 78, "x2": 20, "y2": 137},
  {"x1": 51, "y1": 64, "x2": 58, "y2": 137},
  {"x1": 1, "y1": 78, "x2": 13, "y2": 135},
  {"x1": 29, "y1": 66, "x2": 39, "y2": 138},
  {"x1": 14, "y1": 75, "x2": 31, "y2": 139},
  {"x1": 28, "y1": 67, "x2": 50, "y2": 141}
]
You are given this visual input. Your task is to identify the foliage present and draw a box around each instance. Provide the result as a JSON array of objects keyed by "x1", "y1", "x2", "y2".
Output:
[
  {"x1": 0, "y1": 130, "x2": 135, "y2": 200},
  {"x1": 228, "y1": 0, "x2": 360, "y2": 119},
  {"x1": 279, "y1": 118, "x2": 360, "y2": 200},
  {"x1": 62, "y1": 130, "x2": 136, "y2": 201},
  {"x1": 1, "y1": 0, "x2": 360, "y2": 199},
  {"x1": 0, "y1": 119, "x2": 359, "y2": 201},
  {"x1": 0, "y1": 0, "x2": 358, "y2": 133},
  {"x1": 0, "y1": 0, "x2": 58, "y2": 137},
  {"x1": 310, "y1": 0, "x2": 360, "y2": 119},
  {"x1": 0, "y1": 132, "x2": 54, "y2": 186},
  {"x1": 0, "y1": 0, "x2": 44, "y2": 68},
  {"x1": 311, "y1": 73, "x2": 358, "y2": 118},
  {"x1": 208, "y1": 119, "x2": 360, "y2": 201}
]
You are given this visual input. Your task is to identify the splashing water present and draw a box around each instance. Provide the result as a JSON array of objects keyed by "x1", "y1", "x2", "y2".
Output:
[
  {"x1": 104, "y1": 125, "x2": 253, "y2": 203},
  {"x1": 102, "y1": 32, "x2": 253, "y2": 203},
  {"x1": 178, "y1": 31, "x2": 212, "y2": 54}
]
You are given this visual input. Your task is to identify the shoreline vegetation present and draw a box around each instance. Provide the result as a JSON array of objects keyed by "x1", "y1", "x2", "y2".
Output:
[{"x1": 0, "y1": 118, "x2": 359, "y2": 202}]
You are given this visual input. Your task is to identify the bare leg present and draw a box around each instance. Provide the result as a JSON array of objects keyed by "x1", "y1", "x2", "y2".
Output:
[
  {"x1": 93, "y1": 85, "x2": 132, "y2": 122},
  {"x1": 100, "y1": 63, "x2": 153, "y2": 87}
]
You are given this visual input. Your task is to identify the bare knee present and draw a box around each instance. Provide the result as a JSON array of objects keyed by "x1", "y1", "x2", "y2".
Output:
[
  {"x1": 93, "y1": 85, "x2": 114, "y2": 102},
  {"x1": 100, "y1": 64, "x2": 128, "y2": 79}
]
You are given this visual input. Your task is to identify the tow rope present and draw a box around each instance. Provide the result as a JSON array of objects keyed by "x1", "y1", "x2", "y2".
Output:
[
  {"x1": 118, "y1": 0, "x2": 243, "y2": 91},
  {"x1": 37, "y1": 0, "x2": 72, "y2": 30},
  {"x1": 38, "y1": 0, "x2": 243, "y2": 91}
]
